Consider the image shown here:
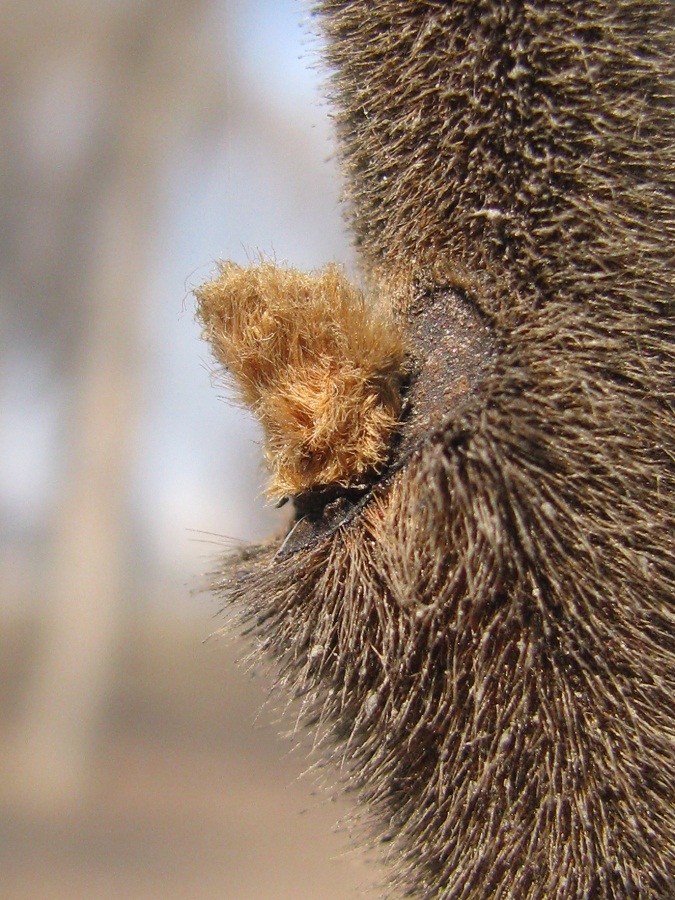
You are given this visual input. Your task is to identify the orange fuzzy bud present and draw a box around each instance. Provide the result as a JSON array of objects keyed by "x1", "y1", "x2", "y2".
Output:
[{"x1": 196, "y1": 261, "x2": 406, "y2": 501}]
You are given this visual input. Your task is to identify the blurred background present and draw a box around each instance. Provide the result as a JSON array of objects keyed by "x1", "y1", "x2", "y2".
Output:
[{"x1": 0, "y1": 0, "x2": 382, "y2": 896}]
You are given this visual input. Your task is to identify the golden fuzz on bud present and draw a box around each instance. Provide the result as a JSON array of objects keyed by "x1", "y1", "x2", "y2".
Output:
[{"x1": 195, "y1": 261, "x2": 406, "y2": 500}]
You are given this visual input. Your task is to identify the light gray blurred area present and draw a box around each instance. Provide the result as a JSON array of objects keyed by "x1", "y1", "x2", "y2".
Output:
[{"x1": 0, "y1": 0, "x2": 382, "y2": 896}]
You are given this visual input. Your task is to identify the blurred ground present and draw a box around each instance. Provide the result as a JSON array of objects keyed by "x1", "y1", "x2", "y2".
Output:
[{"x1": 0, "y1": 609, "x2": 385, "y2": 899}]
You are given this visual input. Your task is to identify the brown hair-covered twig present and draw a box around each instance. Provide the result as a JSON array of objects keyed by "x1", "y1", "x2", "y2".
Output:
[{"x1": 197, "y1": 3, "x2": 675, "y2": 897}]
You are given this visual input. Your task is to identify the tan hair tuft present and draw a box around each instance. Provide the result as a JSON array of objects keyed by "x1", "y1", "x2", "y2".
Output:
[{"x1": 196, "y1": 261, "x2": 406, "y2": 500}]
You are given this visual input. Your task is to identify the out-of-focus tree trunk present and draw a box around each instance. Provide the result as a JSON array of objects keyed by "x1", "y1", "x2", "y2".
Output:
[
  {"x1": 8, "y1": 165, "x2": 150, "y2": 805},
  {"x1": 6, "y1": 0, "x2": 185, "y2": 806}
]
